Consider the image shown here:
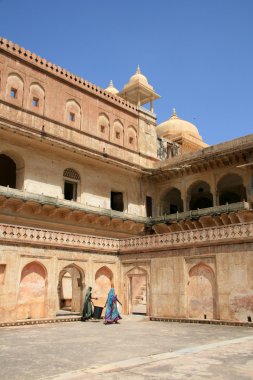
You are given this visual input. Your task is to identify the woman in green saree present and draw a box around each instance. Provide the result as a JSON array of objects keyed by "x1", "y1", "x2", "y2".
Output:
[{"x1": 82, "y1": 286, "x2": 94, "y2": 321}]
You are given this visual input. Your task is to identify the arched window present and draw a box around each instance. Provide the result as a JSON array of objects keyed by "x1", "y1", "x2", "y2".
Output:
[
  {"x1": 98, "y1": 113, "x2": 110, "y2": 139},
  {"x1": 112, "y1": 119, "x2": 124, "y2": 145},
  {"x1": 28, "y1": 83, "x2": 45, "y2": 114},
  {"x1": 188, "y1": 181, "x2": 213, "y2": 210},
  {"x1": 63, "y1": 168, "x2": 80, "y2": 201},
  {"x1": 126, "y1": 125, "x2": 137, "y2": 150},
  {"x1": 6, "y1": 73, "x2": 24, "y2": 107},
  {"x1": 217, "y1": 173, "x2": 246, "y2": 205},
  {"x1": 65, "y1": 99, "x2": 81, "y2": 129}
]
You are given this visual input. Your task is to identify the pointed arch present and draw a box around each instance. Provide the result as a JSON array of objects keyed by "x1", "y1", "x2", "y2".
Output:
[
  {"x1": 93, "y1": 266, "x2": 114, "y2": 308},
  {"x1": 58, "y1": 263, "x2": 85, "y2": 313},
  {"x1": 187, "y1": 263, "x2": 216, "y2": 319},
  {"x1": 98, "y1": 112, "x2": 110, "y2": 140},
  {"x1": 65, "y1": 99, "x2": 81, "y2": 129}
]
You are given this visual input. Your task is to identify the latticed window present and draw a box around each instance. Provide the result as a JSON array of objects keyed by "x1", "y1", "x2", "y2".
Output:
[
  {"x1": 63, "y1": 168, "x2": 80, "y2": 201},
  {"x1": 63, "y1": 168, "x2": 80, "y2": 181}
]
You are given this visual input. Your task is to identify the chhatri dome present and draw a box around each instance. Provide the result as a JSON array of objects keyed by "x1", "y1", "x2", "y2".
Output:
[
  {"x1": 156, "y1": 108, "x2": 202, "y2": 140},
  {"x1": 129, "y1": 65, "x2": 149, "y2": 86},
  {"x1": 118, "y1": 65, "x2": 160, "y2": 110},
  {"x1": 105, "y1": 80, "x2": 119, "y2": 95},
  {"x1": 156, "y1": 108, "x2": 208, "y2": 153}
]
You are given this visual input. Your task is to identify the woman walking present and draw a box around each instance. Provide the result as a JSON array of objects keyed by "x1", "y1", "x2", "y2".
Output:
[
  {"x1": 104, "y1": 287, "x2": 122, "y2": 324},
  {"x1": 82, "y1": 286, "x2": 95, "y2": 321}
]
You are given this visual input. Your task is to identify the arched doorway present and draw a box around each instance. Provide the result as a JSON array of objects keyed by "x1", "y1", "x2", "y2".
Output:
[
  {"x1": 127, "y1": 267, "x2": 148, "y2": 315},
  {"x1": 188, "y1": 181, "x2": 213, "y2": 210},
  {"x1": 0, "y1": 154, "x2": 16, "y2": 188},
  {"x1": 17, "y1": 261, "x2": 47, "y2": 319},
  {"x1": 93, "y1": 266, "x2": 113, "y2": 309},
  {"x1": 58, "y1": 265, "x2": 84, "y2": 314},
  {"x1": 217, "y1": 174, "x2": 246, "y2": 205},
  {"x1": 187, "y1": 263, "x2": 216, "y2": 319},
  {"x1": 162, "y1": 188, "x2": 183, "y2": 214}
]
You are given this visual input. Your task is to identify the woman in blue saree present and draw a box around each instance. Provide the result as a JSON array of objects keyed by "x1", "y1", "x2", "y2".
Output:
[{"x1": 104, "y1": 288, "x2": 122, "y2": 324}]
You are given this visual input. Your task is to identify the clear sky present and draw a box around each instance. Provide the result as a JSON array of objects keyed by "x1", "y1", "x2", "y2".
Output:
[{"x1": 0, "y1": 0, "x2": 252, "y2": 146}]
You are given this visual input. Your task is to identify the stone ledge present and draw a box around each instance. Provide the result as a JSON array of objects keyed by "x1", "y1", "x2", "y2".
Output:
[
  {"x1": 0, "y1": 316, "x2": 82, "y2": 328},
  {"x1": 150, "y1": 317, "x2": 253, "y2": 327}
]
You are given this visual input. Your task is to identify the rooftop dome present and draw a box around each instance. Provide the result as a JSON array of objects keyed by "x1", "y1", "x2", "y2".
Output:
[
  {"x1": 129, "y1": 65, "x2": 149, "y2": 86},
  {"x1": 156, "y1": 109, "x2": 202, "y2": 140},
  {"x1": 105, "y1": 80, "x2": 119, "y2": 95}
]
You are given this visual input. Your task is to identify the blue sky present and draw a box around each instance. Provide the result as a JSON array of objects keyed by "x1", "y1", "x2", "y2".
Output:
[{"x1": 0, "y1": 0, "x2": 252, "y2": 145}]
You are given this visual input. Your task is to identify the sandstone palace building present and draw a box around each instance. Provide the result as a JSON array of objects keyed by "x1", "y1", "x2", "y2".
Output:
[{"x1": 0, "y1": 37, "x2": 252, "y2": 324}]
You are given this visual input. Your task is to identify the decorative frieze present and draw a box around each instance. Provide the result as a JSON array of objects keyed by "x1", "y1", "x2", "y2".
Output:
[{"x1": 0, "y1": 222, "x2": 252, "y2": 254}]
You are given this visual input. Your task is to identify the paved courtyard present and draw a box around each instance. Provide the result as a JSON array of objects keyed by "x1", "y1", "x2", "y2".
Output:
[{"x1": 1, "y1": 317, "x2": 253, "y2": 379}]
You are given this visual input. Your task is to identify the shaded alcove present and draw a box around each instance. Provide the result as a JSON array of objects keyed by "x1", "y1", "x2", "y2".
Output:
[
  {"x1": 17, "y1": 261, "x2": 47, "y2": 320},
  {"x1": 187, "y1": 263, "x2": 216, "y2": 319},
  {"x1": 217, "y1": 174, "x2": 246, "y2": 205},
  {"x1": 188, "y1": 181, "x2": 213, "y2": 210},
  {"x1": 162, "y1": 188, "x2": 183, "y2": 214}
]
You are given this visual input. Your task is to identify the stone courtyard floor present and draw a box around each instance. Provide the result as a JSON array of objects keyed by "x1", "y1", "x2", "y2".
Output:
[{"x1": 1, "y1": 316, "x2": 253, "y2": 380}]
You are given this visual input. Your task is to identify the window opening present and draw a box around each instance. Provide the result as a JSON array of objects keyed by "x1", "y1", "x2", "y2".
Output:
[
  {"x1": 116, "y1": 132, "x2": 120, "y2": 139},
  {"x1": 129, "y1": 137, "x2": 134, "y2": 144},
  {"x1": 69, "y1": 112, "x2": 75, "y2": 122},
  {"x1": 32, "y1": 97, "x2": 39, "y2": 107},
  {"x1": 111, "y1": 191, "x2": 124, "y2": 212},
  {"x1": 100, "y1": 125, "x2": 105, "y2": 133},
  {"x1": 10, "y1": 88, "x2": 17, "y2": 98},
  {"x1": 64, "y1": 181, "x2": 77, "y2": 201},
  {"x1": 146, "y1": 196, "x2": 153, "y2": 217}
]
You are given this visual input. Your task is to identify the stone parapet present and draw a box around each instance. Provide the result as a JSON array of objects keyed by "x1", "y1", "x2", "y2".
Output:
[
  {"x1": 0, "y1": 36, "x2": 138, "y2": 115},
  {"x1": 119, "y1": 222, "x2": 253, "y2": 253},
  {"x1": 0, "y1": 222, "x2": 252, "y2": 254},
  {"x1": 0, "y1": 223, "x2": 120, "y2": 253}
]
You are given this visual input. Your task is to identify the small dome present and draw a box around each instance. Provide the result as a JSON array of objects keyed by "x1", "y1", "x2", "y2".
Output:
[
  {"x1": 156, "y1": 109, "x2": 202, "y2": 140},
  {"x1": 105, "y1": 80, "x2": 119, "y2": 95},
  {"x1": 129, "y1": 65, "x2": 148, "y2": 85}
]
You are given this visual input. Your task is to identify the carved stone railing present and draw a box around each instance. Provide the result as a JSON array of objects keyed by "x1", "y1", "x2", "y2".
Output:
[
  {"x1": 0, "y1": 222, "x2": 252, "y2": 255},
  {"x1": 0, "y1": 224, "x2": 120, "y2": 253},
  {"x1": 119, "y1": 223, "x2": 253, "y2": 252}
]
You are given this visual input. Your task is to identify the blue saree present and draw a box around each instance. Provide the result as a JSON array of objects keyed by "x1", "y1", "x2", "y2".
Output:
[{"x1": 104, "y1": 288, "x2": 122, "y2": 324}]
